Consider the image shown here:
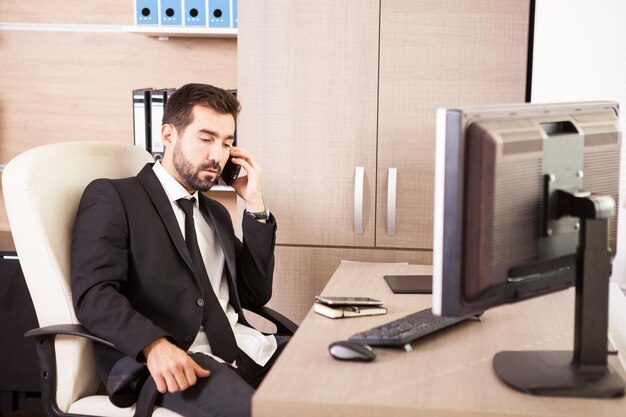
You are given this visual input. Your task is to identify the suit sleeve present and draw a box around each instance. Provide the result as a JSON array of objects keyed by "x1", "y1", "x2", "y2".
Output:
[
  {"x1": 71, "y1": 179, "x2": 170, "y2": 361},
  {"x1": 236, "y1": 213, "x2": 277, "y2": 308}
]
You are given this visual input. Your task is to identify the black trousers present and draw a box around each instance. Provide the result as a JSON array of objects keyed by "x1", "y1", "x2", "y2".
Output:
[{"x1": 155, "y1": 335, "x2": 289, "y2": 417}]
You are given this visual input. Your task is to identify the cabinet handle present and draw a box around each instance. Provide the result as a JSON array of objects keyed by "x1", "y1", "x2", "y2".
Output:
[
  {"x1": 387, "y1": 168, "x2": 397, "y2": 236},
  {"x1": 354, "y1": 167, "x2": 364, "y2": 235}
]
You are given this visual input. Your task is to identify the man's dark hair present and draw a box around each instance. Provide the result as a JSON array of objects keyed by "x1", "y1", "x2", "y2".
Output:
[{"x1": 163, "y1": 83, "x2": 240, "y2": 134}]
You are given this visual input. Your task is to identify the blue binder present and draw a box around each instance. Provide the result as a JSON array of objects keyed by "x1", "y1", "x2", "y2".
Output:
[
  {"x1": 135, "y1": 0, "x2": 158, "y2": 25},
  {"x1": 184, "y1": 0, "x2": 207, "y2": 26},
  {"x1": 232, "y1": 0, "x2": 238, "y2": 28},
  {"x1": 208, "y1": 0, "x2": 231, "y2": 28},
  {"x1": 160, "y1": 0, "x2": 183, "y2": 26}
]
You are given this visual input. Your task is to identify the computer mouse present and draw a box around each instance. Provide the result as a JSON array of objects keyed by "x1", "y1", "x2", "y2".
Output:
[{"x1": 328, "y1": 340, "x2": 376, "y2": 362}]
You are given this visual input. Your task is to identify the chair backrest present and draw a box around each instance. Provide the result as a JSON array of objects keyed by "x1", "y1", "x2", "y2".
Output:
[{"x1": 2, "y1": 141, "x2": 153, "y2": 412}]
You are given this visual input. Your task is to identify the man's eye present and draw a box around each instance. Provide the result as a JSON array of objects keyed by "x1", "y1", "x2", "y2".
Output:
[
  {"x1": 200, "y1": 137, "x2": 211, "y2": 142},
  {"x1": 224, "y1": 142, "x2": 234, "y2": 148}
]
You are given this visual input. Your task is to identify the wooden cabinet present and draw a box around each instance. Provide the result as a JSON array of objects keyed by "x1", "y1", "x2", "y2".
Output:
[
  {"x1": 238, "y1": 0, "x2": 530, "y2": 323},
  {"x1": 375, "y1": 0, "x2": 530, "y2": 249},
  {"x1": 238, "y1": 0, "x2": 380, "y2": 248}
]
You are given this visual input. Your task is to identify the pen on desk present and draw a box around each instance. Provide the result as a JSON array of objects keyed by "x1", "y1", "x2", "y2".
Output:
[{"x1": 347, "y1": 305, "x2": 360, "y2": 313}]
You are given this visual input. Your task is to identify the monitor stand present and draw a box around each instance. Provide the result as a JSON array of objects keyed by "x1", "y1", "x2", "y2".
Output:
[{"x1": 493, "y1": 192, "x2": 625, "y2": 398}]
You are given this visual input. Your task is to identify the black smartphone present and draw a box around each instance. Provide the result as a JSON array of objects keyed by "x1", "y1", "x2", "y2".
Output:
[
  {"x1": 383, "y1": 275, "x2": 432, "y2": 294},
  {"x1": 219, "y1": 89, "x2": 241, "y2": 186},
  {"x1": 219, "y1": 156, "x2": 241, "y2": 186},
  {"x1": 314, "y1": 296, "x2": 384, "y2": 306}
]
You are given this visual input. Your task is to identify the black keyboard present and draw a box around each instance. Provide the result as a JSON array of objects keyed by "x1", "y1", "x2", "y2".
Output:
[{"x1": 349, "y1": 308, "x2": 481, "y2": 348}]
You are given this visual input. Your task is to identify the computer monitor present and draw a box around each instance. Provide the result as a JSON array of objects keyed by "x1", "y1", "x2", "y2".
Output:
[{"x1": 432, "y1": 101, "x2": 624, "y2": 398}]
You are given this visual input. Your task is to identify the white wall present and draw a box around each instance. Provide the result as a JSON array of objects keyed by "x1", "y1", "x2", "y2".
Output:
[{"x1": 532, "y1": 0, "x2": 626, "y2": 288}]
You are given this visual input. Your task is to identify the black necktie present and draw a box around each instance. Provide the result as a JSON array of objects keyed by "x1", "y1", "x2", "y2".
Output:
[{"x1": 176, "y1": 197, "x2": 238, "y2": 363}]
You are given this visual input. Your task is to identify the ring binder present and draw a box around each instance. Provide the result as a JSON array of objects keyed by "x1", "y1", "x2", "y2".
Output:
[
  {"x1": 132, "y1": 88, "x2": 153, "y2": 153},
  {"x1": 150, "y1": 88, "x2": 176, "y2": 160}
]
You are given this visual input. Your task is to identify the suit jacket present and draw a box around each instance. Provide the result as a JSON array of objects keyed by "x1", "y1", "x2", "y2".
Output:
[{"x1": 71, "y1": 164, "x2": 276, "y2": 406}]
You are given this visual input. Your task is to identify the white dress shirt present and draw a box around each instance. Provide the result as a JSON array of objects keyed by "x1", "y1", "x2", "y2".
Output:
[{"x1": 152, "y1": 162, "x2": 277, "y2": 366}]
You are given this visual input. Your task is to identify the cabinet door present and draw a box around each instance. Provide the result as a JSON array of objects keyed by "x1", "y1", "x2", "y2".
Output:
[
  {"x1": 237, "y1": 0, "x2": 380, "y2": 247},
  {"x1": 376, "y1": 0, "x2": 530, "y2": 249}
]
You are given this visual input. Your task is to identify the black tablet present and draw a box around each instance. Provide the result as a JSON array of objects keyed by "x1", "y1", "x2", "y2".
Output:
[{"x1": 384, "y1": 275, "x2": 432, "y2": 294}]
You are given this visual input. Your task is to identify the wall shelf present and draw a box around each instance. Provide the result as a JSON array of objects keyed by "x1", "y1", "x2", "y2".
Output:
[
  {"x1": 0, "y1": 22, "x2": 125, "y2": 33},
  {"x1": 0, "y1": 23, "x2": 236, "y2": 40},
  {"x1": 124, "y1": 25, "x2": 237, "y2": 40}
]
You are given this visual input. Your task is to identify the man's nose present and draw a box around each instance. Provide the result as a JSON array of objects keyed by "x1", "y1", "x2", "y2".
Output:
[
  {"x1": 205, "y1": 141, "x2": 219, "y2": 158},
  {"x1": 206, "y1": 142, "x2": 227, "y2": 163}
]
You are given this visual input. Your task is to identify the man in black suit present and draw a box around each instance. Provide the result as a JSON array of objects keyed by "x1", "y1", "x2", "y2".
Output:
[{"x1": 71, "y1": 83, "x2": 286, "y2": 417}]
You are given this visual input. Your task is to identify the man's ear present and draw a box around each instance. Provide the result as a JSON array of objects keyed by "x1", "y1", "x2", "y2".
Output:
[{"x1": 162, "y1": 124, "x2": 177, "y2": 149}]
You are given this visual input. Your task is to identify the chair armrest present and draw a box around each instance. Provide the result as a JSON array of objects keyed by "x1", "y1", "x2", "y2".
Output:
[
  {"x1": 25, "y1": 323, "x2": 115, "y2": 348},
  {"x1": 24, "y1": 324, "x2": 115, "y2": 417},
  {"x1": 246, "y1": 306, "x2": 298, "y2": 336}
]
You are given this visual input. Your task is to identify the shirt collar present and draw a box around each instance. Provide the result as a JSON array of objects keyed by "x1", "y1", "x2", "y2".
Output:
[{"x1": 152, "y1": 161, "x2": 199, "y2": 205}]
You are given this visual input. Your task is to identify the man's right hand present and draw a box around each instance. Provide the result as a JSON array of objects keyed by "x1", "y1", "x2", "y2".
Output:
[{"x1": 143, "y1": 338, "x2": 211, "y2": 393}]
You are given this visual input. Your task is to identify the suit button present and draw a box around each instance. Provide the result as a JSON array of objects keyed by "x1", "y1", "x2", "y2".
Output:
[
  {"x1": 196, "y1": 298, "x2": 205, "y2": 307},
  {"x1": 184, "y1": 336, "x2": 193, "y2": 343}
]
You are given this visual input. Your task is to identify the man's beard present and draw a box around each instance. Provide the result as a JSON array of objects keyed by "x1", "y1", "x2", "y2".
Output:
[{"x1": 173, "y1": 141, "x2": 222, "y2": 192}]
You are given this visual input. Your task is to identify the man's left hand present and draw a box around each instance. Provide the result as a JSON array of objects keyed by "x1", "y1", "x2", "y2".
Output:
[{"x1": 229, "y1": 147, "x2": 266, "y2": 213}]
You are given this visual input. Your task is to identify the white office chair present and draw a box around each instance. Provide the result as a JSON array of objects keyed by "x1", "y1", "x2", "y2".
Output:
[
  {"x1": 2, "y1": 142, "x2": 181, "y2": 417},
  {"x1": 2, "y1": 141, "x2": 296, "y2": 417}
]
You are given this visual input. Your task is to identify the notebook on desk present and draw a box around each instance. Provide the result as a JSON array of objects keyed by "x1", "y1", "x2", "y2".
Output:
[{"x1": 313, "y1": 303, "x2": 387, "y2": 319}]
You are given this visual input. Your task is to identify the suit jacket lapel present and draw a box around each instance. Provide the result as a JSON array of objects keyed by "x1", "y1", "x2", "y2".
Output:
[{"x1": 136, "y1": 164, "x2": 203, "y2": 290}]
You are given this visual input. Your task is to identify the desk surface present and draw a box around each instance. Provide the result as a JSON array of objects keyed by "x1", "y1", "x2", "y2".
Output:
[{"x1": 253, "y1": 262, "x2": 626, "y2": 417}]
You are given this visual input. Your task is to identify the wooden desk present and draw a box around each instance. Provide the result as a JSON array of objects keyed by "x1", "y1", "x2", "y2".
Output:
[{"x1": 253, "y1": 262, "x2": 626, "y2": 417}]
